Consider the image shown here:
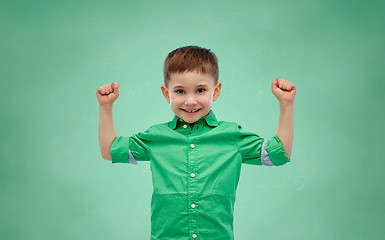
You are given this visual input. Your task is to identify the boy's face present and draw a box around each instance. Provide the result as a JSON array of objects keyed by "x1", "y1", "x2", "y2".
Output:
[{"x1": 161, "y1": 71, "x2": 222, "y2": 124}]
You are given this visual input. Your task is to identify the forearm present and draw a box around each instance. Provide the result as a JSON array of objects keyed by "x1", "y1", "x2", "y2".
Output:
[
  {"x1": 276, "y1": 102, "x2": 294, "y2": 159},
  {"x1": 98, "y1": 105, "x2": 117, "y2": 160}
]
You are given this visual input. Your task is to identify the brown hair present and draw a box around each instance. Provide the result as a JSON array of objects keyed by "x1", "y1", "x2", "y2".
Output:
[{"x1": 163, "y1": 45, "x2": 219, "y2": 86}]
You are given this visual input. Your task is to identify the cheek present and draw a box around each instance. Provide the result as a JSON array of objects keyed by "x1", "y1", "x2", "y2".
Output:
[
  {"x1": 202, "y1": 95, "x2": 213, "y2": 105},
  {"x1": 169, "y1": 95, "x2": 181, "y2": 106}
]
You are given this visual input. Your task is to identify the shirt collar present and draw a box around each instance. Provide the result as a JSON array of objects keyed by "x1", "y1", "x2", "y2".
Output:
[{"x1": 168, "y1": 110, "x2": 219, "y2": 130}]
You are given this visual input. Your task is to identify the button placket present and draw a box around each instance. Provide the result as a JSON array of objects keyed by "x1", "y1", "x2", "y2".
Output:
[{"x1": 187, "y1": 137, "x2": 198, "y2": 238}]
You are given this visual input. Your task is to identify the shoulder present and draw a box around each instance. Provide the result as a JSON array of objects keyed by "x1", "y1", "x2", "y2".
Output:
[
  {"x1": 215, "y1": 121, "x2": 243, "y2": 135},
  {"x1": 133, "y1": 121, "x2": 175, "y2": 140},
  {"x1": 139, "y1": 122, "x2": 170, "y2": 134},
  {"x1": 218, "y1": 120, "x2": 242, "y2": 129},
  {"x1": 217, "y1": 120, "x2": 261, "y2": 139}
]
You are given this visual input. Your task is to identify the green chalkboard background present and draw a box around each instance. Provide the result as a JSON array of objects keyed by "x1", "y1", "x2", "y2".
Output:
[{"x1": 1, "y1": 0, "x2": 384, "y2": 239}]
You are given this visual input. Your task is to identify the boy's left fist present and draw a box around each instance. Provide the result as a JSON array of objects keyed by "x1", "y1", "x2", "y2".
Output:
[{"x1": 271, "y1": 78, "x2": 296, "y2": 104}]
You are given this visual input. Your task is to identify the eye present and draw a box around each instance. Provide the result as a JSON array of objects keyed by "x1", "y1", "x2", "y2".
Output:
[
  {"x1": 175, "y1": 89, "x2": 184, "y2": 94},
  {"x1": 197, "y1": 88, "x2": 206, "y2": 93}
]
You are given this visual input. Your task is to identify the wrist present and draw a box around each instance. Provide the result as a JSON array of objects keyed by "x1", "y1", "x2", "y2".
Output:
[
  {"x1": 279, "y1": 101, "x2": 294, "y2": 109},
  {"x1": 99, "y1": 104, "x2": 113, "y2": 113}
]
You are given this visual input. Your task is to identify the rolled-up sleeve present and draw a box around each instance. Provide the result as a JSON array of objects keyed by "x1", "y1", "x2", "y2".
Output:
[
  {"x1": 237, "y1": 124, "x2": 290, "y2": 166},
  {"x1": 265, "y1": 135, "x2": 290, "y2": 166},
  {"x1": 110, "y1": 136, "x2": 129, "y2": 163},
  {"x1": 110, "y1": 131, "x2": 151, "y2": 164}
]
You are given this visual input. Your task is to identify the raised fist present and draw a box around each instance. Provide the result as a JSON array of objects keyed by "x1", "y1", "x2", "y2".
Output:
[{"x1": 96, "y1": 82, "x2": 120, "y2": 106}]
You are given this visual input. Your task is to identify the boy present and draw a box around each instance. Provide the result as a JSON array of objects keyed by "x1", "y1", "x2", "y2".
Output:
[{"x1": 97, "y1": 46, "x2": 296, "y2": 240}]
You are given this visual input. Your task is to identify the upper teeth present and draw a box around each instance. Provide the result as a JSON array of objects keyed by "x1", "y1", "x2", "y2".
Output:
[{"x1": 187, "y1": 109, "x2": 198, "y2": 112}]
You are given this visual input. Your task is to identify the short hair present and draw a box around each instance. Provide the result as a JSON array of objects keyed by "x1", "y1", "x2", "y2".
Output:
[{"x1": 163, "y1": 45, "x2": 219, "y2": 86}]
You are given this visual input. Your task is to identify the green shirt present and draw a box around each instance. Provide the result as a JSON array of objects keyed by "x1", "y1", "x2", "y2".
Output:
[{"x1": 110, "y1": 111, "x2": 290, "y2": 240}]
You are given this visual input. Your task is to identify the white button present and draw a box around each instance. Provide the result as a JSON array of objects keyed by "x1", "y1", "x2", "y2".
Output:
[
  {"x1": 191, "y1": 173, "x2": 195, "y2": 178},
  {"x1": 190, "y1": 144, "x2": 195, "y2": 148},
  {"x1": 192, "y1": 233, "x2": 197, "y2": 238},
  {"x1": 191, "y1": 203, "x2": 196, "y2": 208},
  {"x1": 183, "y1": 124, "x2": 187, "y2": 128}
]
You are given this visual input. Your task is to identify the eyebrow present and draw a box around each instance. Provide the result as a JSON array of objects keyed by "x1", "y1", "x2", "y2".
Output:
[{"x1": 172, "y1": 84, "x2": 209, "y2": 89}]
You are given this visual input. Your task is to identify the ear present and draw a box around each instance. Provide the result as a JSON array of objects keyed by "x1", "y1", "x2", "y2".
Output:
[
  {"x1": 161, "y1": 85, "x2": 171, "y2": 103},
  {"x1": 212, "y1": 82, "x2": 222, "y2": 102}
]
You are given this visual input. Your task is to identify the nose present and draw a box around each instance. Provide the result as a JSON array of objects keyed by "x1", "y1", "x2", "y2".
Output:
[{"x1": 184, "y1": 94, "x2": 197, "y2": 105}]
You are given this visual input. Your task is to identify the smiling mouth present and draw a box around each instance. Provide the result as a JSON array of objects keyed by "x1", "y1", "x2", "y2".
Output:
[{"x1": 182, "y1": 109, "x2": 201, "y2": 113}]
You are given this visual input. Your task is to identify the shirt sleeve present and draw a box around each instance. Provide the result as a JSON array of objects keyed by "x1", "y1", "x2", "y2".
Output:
[
  {"x1": 110, "y1": 130, "x2": 151, "y2": 164},
  {"x1": 236, "y1": 124, "x2": 290, "y2": 166}
]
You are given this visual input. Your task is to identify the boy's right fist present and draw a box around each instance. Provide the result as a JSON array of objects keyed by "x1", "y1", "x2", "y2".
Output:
[{"x1": 96, "y1": 82, "x2": 120, "y2": 106}]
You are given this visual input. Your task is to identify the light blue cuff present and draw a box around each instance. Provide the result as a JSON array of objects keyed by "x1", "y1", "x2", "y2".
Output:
[
  {"x1": 261, "y1": 138, "x2": 274, "y2": 166},
  {"x1": 128, "y1": 149, "x2": 137, "y2": 165}
]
